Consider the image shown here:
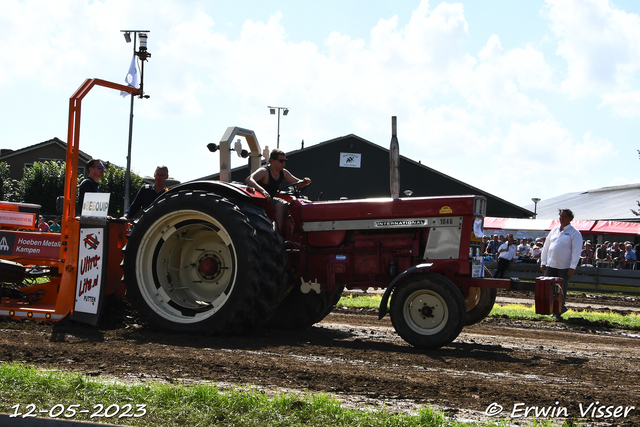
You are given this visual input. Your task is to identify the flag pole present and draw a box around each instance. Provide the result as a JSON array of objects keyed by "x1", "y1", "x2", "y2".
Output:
[
  {"x1": 121, "y1": 30, "x2": 150, "y2": 213},
  {"x1": 124, "y1": 33, "x2": 136, "y2": 212}
]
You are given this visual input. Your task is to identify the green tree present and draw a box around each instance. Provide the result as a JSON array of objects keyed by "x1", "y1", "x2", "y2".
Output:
[
  {"x1": 18, "y1": 161, "x2": 66, "y2": 214},
  {"x1": 0, "y1": 162, "x2": 8, "y2": 200},
  {"x1": 0, "y1": 162, "x2": 15, "y2": 201},
  {"x1": 11, "y1": 161, "x2": 144, "y2": 217},
  {"x1": 98, "y1": 162, "x2": 145, "y2": 217}
]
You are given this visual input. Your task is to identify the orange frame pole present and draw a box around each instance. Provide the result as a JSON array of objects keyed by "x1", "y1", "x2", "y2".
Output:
[{"x1": 56, "y1": 79, "x2": 141, "y2": 317}]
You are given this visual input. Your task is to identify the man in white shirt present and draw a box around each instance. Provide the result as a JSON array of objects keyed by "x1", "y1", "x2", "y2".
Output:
[
  {"x1": 495, "y1": 234, "x2": 517, "y2": 278},
  {"x1": 540, "y1": 208, "x2": 583, "y2": 320}
]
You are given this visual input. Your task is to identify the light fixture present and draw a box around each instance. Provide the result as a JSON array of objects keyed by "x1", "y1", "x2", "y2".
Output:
[
  {"x1": 531, "y1": 197, "x2": 541, "y2": 219},
  {"x1": 233, "y1": 139, "x2": 249, "y2": 158},
  {"x1": 124, "y1": 32, "x2": 132, "y2": 43},
  {"x1": 267, "y1": 106, "x2": 290, "y2": 148},
  {"x1": 138, "y1": 32, "x2": 148, "y2": 52},
  {"x1": 135, "y1": 32, "x2": 151, "y2": 62},
  {"x1": 207, "y1": 141, "x2": 248, "y2": 158}
]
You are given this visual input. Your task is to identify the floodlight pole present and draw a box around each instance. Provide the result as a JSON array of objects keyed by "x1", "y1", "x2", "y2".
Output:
[
  {"x1": 531, "y1": 197, "x2": 541, "y2": 219},
  {"x1": 268, "y1": 106, "x2": 289, "y2": 149},
  {"x1": 277, "y1": 109, "x2": 281, "y2": 149}
]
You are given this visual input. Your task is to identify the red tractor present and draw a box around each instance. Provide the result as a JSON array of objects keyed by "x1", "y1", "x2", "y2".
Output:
[{"x1": 0, "y1": 79, "x2": 513, "y2": 350}]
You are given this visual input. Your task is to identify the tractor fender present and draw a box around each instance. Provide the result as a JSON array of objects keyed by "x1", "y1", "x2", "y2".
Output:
[
  {"x1": 378, "y1": 263, "x2": 433, "y2": 320},
  {"x1": 159, "y1": 180, "x2": 262, "y2": 203}
]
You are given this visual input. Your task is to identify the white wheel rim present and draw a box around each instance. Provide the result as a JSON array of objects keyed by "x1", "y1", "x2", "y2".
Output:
[
  {"x1": 135, "y1": 209, "x2": 237, "y2": 324},
  {"x1": 403, "y1": 289, "x2": 449, "y2": 335}
]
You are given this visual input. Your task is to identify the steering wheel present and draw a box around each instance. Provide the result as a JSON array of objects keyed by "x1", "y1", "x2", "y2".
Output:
[{"x1": 279, "y1": 180, "x2": 311, "y2": 196}]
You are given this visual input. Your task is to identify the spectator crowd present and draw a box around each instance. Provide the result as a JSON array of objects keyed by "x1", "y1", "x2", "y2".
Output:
[
  {"x1": 37, "y1": 216, "x2": 61, "y2": 233},
  {"x1": 481, "y1": 234, "x2": 639, "y2": 270}
]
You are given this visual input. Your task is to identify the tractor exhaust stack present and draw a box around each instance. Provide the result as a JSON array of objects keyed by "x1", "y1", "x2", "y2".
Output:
[{"x1": 389, "y1": 116, "x2": 400, "y2": 199}]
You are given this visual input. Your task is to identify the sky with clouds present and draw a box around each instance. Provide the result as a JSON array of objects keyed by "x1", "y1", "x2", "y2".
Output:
[{"x1": 1, "y1": 0, "x2": 639, "y2": 208}]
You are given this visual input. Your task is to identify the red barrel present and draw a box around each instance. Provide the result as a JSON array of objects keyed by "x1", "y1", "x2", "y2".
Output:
[{"x1": 535, "y1": 277, "x2": 564, "y2": 315}]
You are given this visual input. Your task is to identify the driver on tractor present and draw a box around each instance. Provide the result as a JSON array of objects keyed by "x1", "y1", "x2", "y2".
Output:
[{"x1": 245, "y1": 148, "x2": 311, "y2": 233}]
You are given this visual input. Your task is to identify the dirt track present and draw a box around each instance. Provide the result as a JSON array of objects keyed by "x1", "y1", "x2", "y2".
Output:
[{"x1": 1, "y1": 291, "x2": 639, "y2": 426}]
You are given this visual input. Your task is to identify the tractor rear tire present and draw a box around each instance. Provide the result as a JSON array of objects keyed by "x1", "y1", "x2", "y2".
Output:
[
  {"x1": 390, "y1": 273, "x2": 466, "y2": 350},
  {"x1": 123, "y1": 190, "x2": 284, "y2": 334},
  {"x1": 463, "y1": 287, "x2": 497, "y2": 326},
  {"x1": 463, "y1": 267, "x2": 497, "y2": 326},
  {"x1": 264, "y1": 284, "x2": 345, "y2": 330},
  {"x1": 235, "y1": 201, "x2": 288, "y2": 322}
]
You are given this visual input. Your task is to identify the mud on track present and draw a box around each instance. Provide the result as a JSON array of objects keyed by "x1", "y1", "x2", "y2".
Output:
[{"x1": 0, "y1": 292, "x2": 639, "y2": 426}]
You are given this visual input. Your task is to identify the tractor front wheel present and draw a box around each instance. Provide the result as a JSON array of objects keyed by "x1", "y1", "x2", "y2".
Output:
[{"x1": 390, "y1": 273, "x2": 465, "y2": 350}]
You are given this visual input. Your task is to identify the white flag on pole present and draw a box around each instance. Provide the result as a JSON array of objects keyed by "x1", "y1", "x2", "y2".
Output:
[{"x1": 120, "y1": 54, "x2": 139, "y2": 97}]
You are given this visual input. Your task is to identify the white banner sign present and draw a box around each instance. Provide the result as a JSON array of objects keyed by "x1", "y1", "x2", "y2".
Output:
[
  {"x1": 81, "y1": 193, "x2": 110, "y2": 219},
  {"x1": 339, "y1": 152, "x2": 361, "y2": 168},
  {"x1": 471, "y1": 256, "x2": 485, "y2": 278},
  {"x1": 74, "y1": 228, "x2": 104, "y2": 315},
  {"x1": 0, "y1": 211, "x2": 35, "y2": 228}
]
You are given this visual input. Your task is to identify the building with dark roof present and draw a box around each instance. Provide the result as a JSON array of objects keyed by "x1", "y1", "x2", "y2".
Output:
[
  {"x1": 0, "y1": 137, "x2": 93, "y2": 181},
  {"x1": 201, "y1": 134, "x2": 533, "y2": 219}
]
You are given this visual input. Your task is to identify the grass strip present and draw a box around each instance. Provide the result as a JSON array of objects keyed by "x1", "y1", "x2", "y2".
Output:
[
  {"x1": 337, "y1": 294, "x2": 640, "y2": 329},
  {"x1": 337, "y1": 293, "x2": 382, "y2": 308},
  {"x1": 0, "y1": 362, "x2": 524, "y2": 427},
  {"x1": 490, "y1": 303, "x2": 640, "y2": 329}
]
